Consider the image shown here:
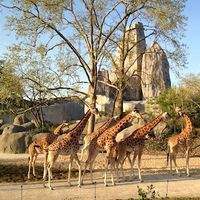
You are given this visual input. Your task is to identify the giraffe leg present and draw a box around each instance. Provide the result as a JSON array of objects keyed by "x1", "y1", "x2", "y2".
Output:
[
  {"x1": 47, "y1": 164, "x2": 53, "y2": 190},
  {"x1": 68, "y1": 156, "x2": 74, "y2": 186},
  {"x1": 169, "y1": 152, "x2": 173, "y2": 174},
  {"x1": 73, "y1": 153, "x2": 82, "y2": 187},
  {"x1": 81, "y1": 160, "x2": 89, "y2": 185},
  {"x1": 43, "y1": 151, "x2": 48, "y2": 180},
  {"x1": 28, "y1": 154, "x2": 33, "y2": 179},
  {"x1": 88, "y1": 150, "x2": 99, "y2": 184},
  {"x1": 81, "y1": 147, "x2": 98, "y2": 185},
  {"x1": 46, "y1": 151, "x2": 58, "y2": 190},
  {"x1": 80, "y1": 144, "x2": 89, "y2": 161},
  {"x1": 186, "y1": 148, "x2": 190, "y2": 176},
  {"x1": 172, "y1": 153, "x2": 180, "y2": 176},
  {"x1": 104, "y1": 158, "x2": 109, "y2": 187},
  {"x1": 32, "y1": 153, "x2": 38, "y2": 177},
  {"x1": 117, "y1": 148, "x2": 127, "y2": 182},
  {"x1": 137, "y1": 147, "x2": 143, "y2": 182},
  {"x1": 130, "y1": 150, "x2": 137, "y2": 180},
  {"x1": 110, "y1": 158, "x2": 116, "y2": 186}
]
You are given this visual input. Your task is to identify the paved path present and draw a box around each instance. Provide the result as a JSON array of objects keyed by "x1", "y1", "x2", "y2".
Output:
[{"x1": 1, "y1": 173, "x2": 200, "y2": 200}]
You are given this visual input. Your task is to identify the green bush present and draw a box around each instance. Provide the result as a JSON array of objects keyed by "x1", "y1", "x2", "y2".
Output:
[{"x1": 137, "y1": 184, "x2": 160, "y2": 200}]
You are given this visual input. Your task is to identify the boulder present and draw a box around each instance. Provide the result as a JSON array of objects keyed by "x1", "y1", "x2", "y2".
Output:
[
  {"x1": 0, "y1": 123, "x2": 12, "y2": 134},
  {"x1": 13, "y1": 114, "x2": 30, "y2": 125},
  {"x1": 0, "y1": 131, "x2": 32, "y2": 153},
  {"x1": 2, "y1": 124, "x2": 26, "y2": 135},
  {"x1": 21, "y1": 121, "x2": 36, "y2": 131},
  {"x1": 0, "y1": 119, "x2": 4, "y2": 126}
]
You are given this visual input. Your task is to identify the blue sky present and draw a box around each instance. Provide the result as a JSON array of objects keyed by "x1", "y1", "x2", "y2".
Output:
[
  {"x1": 0, "y1": 1, "x2": 199, "y2": 86},
  {"x1": 182, "y1": 1, "x2": 200, "y2": 76},
  {"x1": 167, "y1": 0, "x2": 200, "y2": 85}
]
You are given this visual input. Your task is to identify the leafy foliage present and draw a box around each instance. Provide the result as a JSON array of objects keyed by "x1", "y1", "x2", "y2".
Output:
[
  {"x1": 0, "y1": 60, "x2": 24, "y2": 112},
  {"x1": 155, "y1": 74, "x2": 200, "y2": 128},
  {"x1": 137, "y1": 184, "x2": 160, "y2": 200}
]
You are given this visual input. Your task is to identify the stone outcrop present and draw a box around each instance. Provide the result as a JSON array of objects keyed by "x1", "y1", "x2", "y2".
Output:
[
  {"x1": 0, "y1": 119, "x2": 4, "y2": 126},
  {"x1": 109, "y1": 22, "x2": 146, "y2": 101},
  {"x1": 95, "y1": 23, "x2": 171, "y2": 104},
  {"x1": 0, "y1": 131, "x2": 32, "y2": 153},
  {"x1": 141, "y1": 42, "x2": 171, "y2": 98},
  {"x1": 13, "y1": 114, "x2": 30, "y2": 125},
  {"x1": 96, "y1": 69, "x2": 114, "y2": 97},
  {"x1": 2, "y1": 124, "x2": 26, "y2": 135},
  {"x1": 21, "y1": 121, "x2": 36, "y2": 131},
  {"x1": 42, "y1": 102, "x2": 84, "y2": 124},
  {"x1": 0, "y1": 115, "x2": 35, "y2": 153}
]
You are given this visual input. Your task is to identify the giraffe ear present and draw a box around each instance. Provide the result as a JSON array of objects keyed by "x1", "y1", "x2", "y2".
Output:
[{"x1": 162, "y1": 112, "x2": 168, "y2": 118}]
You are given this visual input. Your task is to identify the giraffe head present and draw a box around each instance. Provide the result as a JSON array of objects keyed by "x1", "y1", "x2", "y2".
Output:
[
  {"x1": 162, "y1": 112, "x2": 170, "y2": 119},
  {"x1": 54, "y1": 122, "x2": 70, "y2": 136},
  {"x1": 175, "y1": 106, "x2": 183, "y2": 117},
  {"x1": 131, "y1": 107, "x2": 144, "y2": 120}
]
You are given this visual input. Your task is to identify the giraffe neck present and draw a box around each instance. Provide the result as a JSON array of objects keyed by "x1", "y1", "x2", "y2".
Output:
[
  {"x1": 70, "y1": 110, "x2": 91, "y2": 136},
  {"x1": 181, "y1": 113, "x2": 192, "y2": 136},
  {"x1": 53, "y1": 123, "x2": 64, "y2": 135},
  {"x1": 94, "y1": 118, "x2": 114, "y2": 138},
  {"x1": 108, "y1": 113, "x2": 132, "y2": 136},
  {"x1": 134, "y1": 113, "x2": 164, "y2": 138}
]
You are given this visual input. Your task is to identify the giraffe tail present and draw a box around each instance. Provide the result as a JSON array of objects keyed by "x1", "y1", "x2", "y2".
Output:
[
  {"x1": 166, "y1": 145, "x2": 170, "y2": 166},
  {"x1": 166, "y1": 152, "x2": 169, "y2": 166}
]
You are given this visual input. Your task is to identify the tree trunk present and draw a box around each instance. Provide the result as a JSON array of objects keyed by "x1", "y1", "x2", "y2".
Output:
[
  {"x1": 114, "y1": 89, "x2": 123, "y2": 118},
  {"x1": 87, "y1": 85, "x2": 97, "y2": 134}
]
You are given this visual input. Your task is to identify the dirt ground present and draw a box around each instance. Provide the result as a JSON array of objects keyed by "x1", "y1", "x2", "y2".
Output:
[{"x1": 1, "y1": 153, "x2": 200, "y2": 200}]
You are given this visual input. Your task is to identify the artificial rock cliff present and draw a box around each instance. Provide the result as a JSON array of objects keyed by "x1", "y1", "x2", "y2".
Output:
[
  {"x1": 95, "y1": 22, "x2": 171, "y2": 101},
  {"x1": 141, "y1": 42, "x2": 171, "y2": 99}
]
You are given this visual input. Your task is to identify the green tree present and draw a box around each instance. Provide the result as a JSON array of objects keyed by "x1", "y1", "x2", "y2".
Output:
[
  {"x1": 0, "y1": 60, "x2": 24, "y2": 112},
  {"x1": 156, "y1": 74, "x2": 200, "y2": 128}
]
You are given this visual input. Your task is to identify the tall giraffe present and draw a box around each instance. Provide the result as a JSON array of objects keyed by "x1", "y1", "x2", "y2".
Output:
[
  {"x1": 81, "y1": 109, "x2": 142, "y2": 186},
  {"x1": 167, "y1": 107, "x2": 193, "y2": 176},
  {"x1": 27, "y1": 122, "x2": 69, "y2": 179},
  {"x1": 80, "y1": 117, "x2": 116, "y2": 161},
  {"x1": 43, "y1": 108, "x2": 99, "y2": 190},
  {"x1": 116, "y1": 112, "x2": 169, "y2": 182},
  {"x1": 80, "y1": 117, "x2": 117, "y2": 184}
]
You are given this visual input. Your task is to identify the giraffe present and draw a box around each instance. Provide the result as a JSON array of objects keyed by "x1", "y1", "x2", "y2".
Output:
[
  {"x1": 43, "y1": 108, "x2": 99, "y2": 190},
  {"x1": 81, "y1": 109, "x2": 142, "y2": 186},
  {"x1": 167, "y1": 107, "x2": 193, "y2": 176},
  {"x1": 116, "y1": 112, "x2": 169, "y2": 182},
  {"x1": 27, "y1": 122, "x2": 69, "y2": 179},
  {"x1": 80, "y1": 117, "x2": 117, "y2": 184},
  {"x1": 115, "y1": 114, "x2": 147, "y2": 180},
  {"x1": 80, "y1": 117, "x2": 116, "y2": 161}
]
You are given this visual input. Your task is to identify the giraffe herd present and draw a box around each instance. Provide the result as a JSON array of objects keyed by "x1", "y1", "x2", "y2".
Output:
[{"x1": 27, "y1": 106, "x2": 193, "y2": 190}]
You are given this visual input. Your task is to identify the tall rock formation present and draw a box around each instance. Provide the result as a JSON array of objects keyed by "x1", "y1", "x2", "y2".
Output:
[
  {"x1": 96, "y1": 69, "x2": 115, "y2": 97},
  {"x1": 110, "y1": 22, "x2": 146, "y2": 100},
  {"x1": 95, "y1": 23, "x2": 171, "y2": 103},
  {"x1": 141, "y1": 42, "x2": 171, "y2": 99}
]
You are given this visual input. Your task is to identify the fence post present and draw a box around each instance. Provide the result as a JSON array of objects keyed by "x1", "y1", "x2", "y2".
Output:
[{"x1": 21, "y1": 184, "x2": 23, "y2": 200}]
